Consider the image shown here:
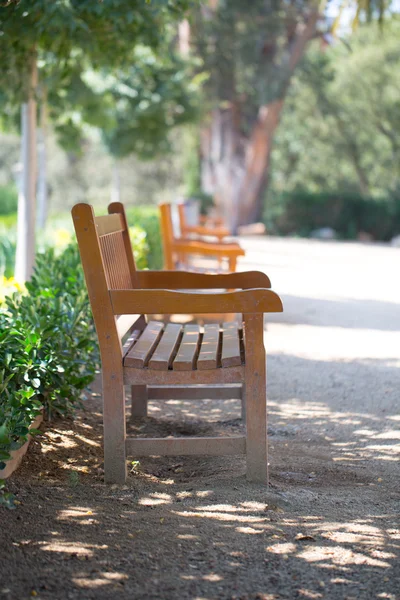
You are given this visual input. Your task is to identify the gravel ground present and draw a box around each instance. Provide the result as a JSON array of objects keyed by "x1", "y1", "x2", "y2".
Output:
[{"x1": 1, "y1": 236, "x2": 399, "y2": 600}]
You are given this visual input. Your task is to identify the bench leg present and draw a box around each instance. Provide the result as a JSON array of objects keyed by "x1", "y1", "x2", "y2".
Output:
[
  {"x1": 131, "y1": 385, "x2": 148, "y2": 418},
  {"x1": 241, "y1": 383, "x2": 246, "y2": 421},
  {"x1": 103, "y1": 371, "x2": 127, "y2": 484},
  {"x1": 228, "y1": 257, "x2": 237, "y2": 272},
  {"x1": 244, "y1": 313, "x2": 268, "y2": 484}
]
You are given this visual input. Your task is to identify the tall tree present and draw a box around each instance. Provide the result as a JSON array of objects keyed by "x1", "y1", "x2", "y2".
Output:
[
  {"x1": 270, "y1": 21, "x2": 400, "y2": 200},
  {"x1": 190, "y1": 0, "x2": 388, "y2": 231},
  {"x1": 191, "y1": 0, "x2": 320, "y2": 231},
  {"x1": 0, "y1": 0, "x2": 189, "y2": 280}
]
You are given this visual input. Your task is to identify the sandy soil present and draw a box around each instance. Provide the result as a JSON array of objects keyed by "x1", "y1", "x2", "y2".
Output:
[{"x1": 1, "y1": 236, "x2": 399, "y2": 600}]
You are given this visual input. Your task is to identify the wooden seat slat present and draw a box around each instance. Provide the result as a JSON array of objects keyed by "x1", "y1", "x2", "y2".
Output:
[
  {"x1": 148, "y1": 323, "x2": 182, "y2": 370},
  {"x1": 122, "y1": 329, "x2": 142, "y2": 360},
  {"x1": 221, "y1": 321, "x2": 242, "y2": 367},
  {"x1": 124, "y1": 321, "x2": 164, "y2": 368},
  {"x1": 197, "y1": 324, "x2": 220, "y2": 370},
  {"x1": 173, "y1": 324, "x2": 201, "y2": 371}
]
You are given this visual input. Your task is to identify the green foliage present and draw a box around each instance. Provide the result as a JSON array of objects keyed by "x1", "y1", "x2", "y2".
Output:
[
  {"x1": 183, "y1": 126, "x2": 202, "y2": 198},
  {"x1": 0, "y1": 0, "x2": 195, "y2": 160},
  {"x1": 0, "y1": 214, "x2": 17, "y2": 228},
  {"x1": 0, "y1": 244, "x2": 100, "y2": 475},
  {"x1": 126, "y1": 205, "x2": 163, "y2": 269},
  {"x1": 129, "y1": 226, "x2": 149, "y2": 270},
  {"x1": 0, "y1": 185, "x2": 18, "y2": 215},
  {"x1": 188, "y1": 191, "x2": 214, "y2": 216},
  {"x1": 269, "y1": 23, "x2": 400, "y2": 203},
  {"x1": 0, "y1": 480, "x2": 16, "y2": 509},
  {"x1": 192, "y1": 1, "x2": 316, "y2": 126},
  {"x1": 101, "y1": 47, "x2": 200, "y2": 160},
  {"x1": 266, "y1": 190, "x2": 400, "y2": 241},
  {"x1": 0, "y1": 234, "x2": 16, "y2": 278},
  {"x1": 0, "y1": 0, "x2": 190, "y2": 101}
]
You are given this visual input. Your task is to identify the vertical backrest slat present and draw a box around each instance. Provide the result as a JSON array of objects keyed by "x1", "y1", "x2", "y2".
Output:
[
  {"x1": 177, "y1": 203, "x2": 187, "y2": 237},
  {"x1": 99, "y1": 232, "x2": 133, "y2": 290},
  {"x1": 109, "y1": 202, "x2": 140, "y2": 289},
  {"x1": 159, "y1": 203, "x2": 175, "y2": 270}
]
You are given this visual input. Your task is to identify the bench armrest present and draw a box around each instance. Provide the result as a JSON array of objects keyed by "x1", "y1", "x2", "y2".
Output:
[
  {"x1": 137, "y1": 270, "x2": 271, "y2": 289},
  {"x1": 173, "y1": 239, "x2": 245, "y2": 258},
  {"x1": 110, "y1": 288, "x2": 283, "y2": 315},
  {"x1": 199, "y1": 215, "x2": 225, "y2": 227},
  {"x1": 183, "y1": 225, "x2": 230, "y2": 238}
]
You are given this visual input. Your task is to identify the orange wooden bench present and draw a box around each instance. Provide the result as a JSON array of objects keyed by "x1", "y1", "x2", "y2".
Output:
[
  {"x1": 178, "y1": 202, "x2": 230, "y2": 242},
  {"x1": 72, "y1": 202, "x2": 283, "y2": 485},
  {"x1": 160, "y1": 202, "x2": 245, "y2": 272}
]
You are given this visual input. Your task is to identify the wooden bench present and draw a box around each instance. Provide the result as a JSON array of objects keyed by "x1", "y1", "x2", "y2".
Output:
[
  {"x1": 72, "y1": 202, "x2": 283, "y2": 484},
  {"x1": 178, "y1": 201, "x2": 231, "y2": 242},
  {"x1": 160, "y1": 202, "x2": 245, "y2": 272}
]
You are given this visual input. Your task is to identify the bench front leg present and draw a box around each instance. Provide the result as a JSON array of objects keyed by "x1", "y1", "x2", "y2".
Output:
[
  {"x1": 244, "y1": 313, "x2": 268, "y2": 484},
  {"x1": 103, "y1": 367, "x2": 127, "y2": 484}
]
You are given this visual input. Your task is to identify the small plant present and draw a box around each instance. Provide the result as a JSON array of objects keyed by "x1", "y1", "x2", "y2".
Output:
[
  {"x1": 0, "y1": 480, "x2": 16, "y2": 510},
  {"x1": 130, "y1": 460, "x2": 141, "y2": 474},
  {"x1": 68, "y1": 470, "x2": 80, "y2": 487}
]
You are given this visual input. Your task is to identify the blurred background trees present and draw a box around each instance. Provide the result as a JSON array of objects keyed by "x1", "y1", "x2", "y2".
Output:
[
  {"x1": 0, "y1": 0, "x2": 399, "y2": 280},
  {"x1": 0, "y1": 0, "x2": 195, "y2": 279}
]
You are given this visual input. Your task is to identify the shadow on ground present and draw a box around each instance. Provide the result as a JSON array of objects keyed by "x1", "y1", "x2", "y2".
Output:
[{"x1": 2, "y1": 349, "x2": 400, "y2": 599}]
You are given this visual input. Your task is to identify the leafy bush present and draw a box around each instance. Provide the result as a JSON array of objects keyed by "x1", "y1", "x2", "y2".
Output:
[
  {"x1": 126, "y1": 205, "x2": 163, "y2": 269},
  {"x1": 0, "y1": 185, "x2": 18, "y2": 216},
  {"x1": 129, "y1": 226, "x2": 149, "y2": 270},
  {"x1": 266, "y1": 190, "x2": 400, "y2": 241},
  {"x1": 187, "y1": 191, "x2": 214, "y2": 216},
  {"x1": 0, "y1": 213, "x2": 17, "y2": 229},
  {"x1": 0, "y1": 234, "x2": 16, "y2": 278},
  {"x1": 0, "y1": 244, "x2": 100, "y2": 476}
]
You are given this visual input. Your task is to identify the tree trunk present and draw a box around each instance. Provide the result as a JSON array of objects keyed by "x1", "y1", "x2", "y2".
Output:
[
  {"x1": 200, "y1": 10, "x2": 319, "y2": 232},
  {"x1": 110, "y1": 159, "x2": 121, "y2": 204},
  {"x1": 37, "y1": 91, "x2": 48, "y2": 230},
  {"x1": 15, "y1": 52, "x2": 38, "y2": 283},
  {"x1": 201, "y1": 101, "x2": 284, "y2": 232}
]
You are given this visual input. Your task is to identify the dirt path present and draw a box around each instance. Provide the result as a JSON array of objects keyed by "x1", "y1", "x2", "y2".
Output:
[{"x1": 1, "y1": 237, "x2": 400, "y2": 600}]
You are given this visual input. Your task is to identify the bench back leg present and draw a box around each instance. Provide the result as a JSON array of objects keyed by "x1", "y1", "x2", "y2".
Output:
[
  {"x1": 103, "y1": 369, "x2": 127, "y2": 484},
  {"x1": 244, "y1": 313, "x2": 268, "y2": 484},
  {"x1": 131, "y1": 385, "x2": 148, "y2": 418}
]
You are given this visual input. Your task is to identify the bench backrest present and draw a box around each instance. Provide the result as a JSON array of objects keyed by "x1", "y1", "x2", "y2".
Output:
[{"x1": 72, "y1": 202, "x2": 142, "y2": 360}]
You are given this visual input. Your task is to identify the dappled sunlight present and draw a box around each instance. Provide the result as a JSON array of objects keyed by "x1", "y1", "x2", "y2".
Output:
[
  {"x1": 147, "y1": 397, "x2": 241, "y2": 422},
  {"x1": 138, "y1": 492, "x2": 173, "y2": 506},
  {"x1": 41, "y1": 541, "x2": 107, "y2": 557},
  {"x1": 296, "y1": 546, "x2": 391, "y2": 568},
  {"x1": 57, "y1": 506, "x2": 99, "y2": 524},
  {"x1": 173, "y1": 508, "x2": 271, "y2": 525},
  {"x1": 73, "y1": 571, "x2": 128, "y2": 588}
]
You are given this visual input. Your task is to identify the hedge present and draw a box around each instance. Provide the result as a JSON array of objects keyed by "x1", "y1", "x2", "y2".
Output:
[
  {"x1": 0, "y1": 246, "x2": 100, "y2": 502},
  {"x1": 265, "y1": 190, "x2": 400, "y2": 241}
]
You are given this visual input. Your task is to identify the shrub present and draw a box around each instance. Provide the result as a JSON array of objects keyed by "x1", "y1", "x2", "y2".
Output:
[
  {"x1": 126, "y1": 205, "x2": 163, "y2": 269},
  {"x1": 266, "y1": 190, "x2": 400, "y2": 241},
  {"x1": 129, "y1": 226, "x2": 149, "y2": 270},
  {"x1": 0, "y1": 213, "x2": 17, "y2": 229},
  {"x1": 0, "y1": 185, "x2": 18, "y2": 216},
  {"x1": 0, "y1": 244, "x2": 100, "y2": 477},
  {"x1": 0, "y1": 234, "x2": 16, "y2": 278}
]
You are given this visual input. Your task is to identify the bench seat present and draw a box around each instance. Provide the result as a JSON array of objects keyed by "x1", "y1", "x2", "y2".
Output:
[{"x1": 123, "y1": 321, "x2": 244, "y2": 371}]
